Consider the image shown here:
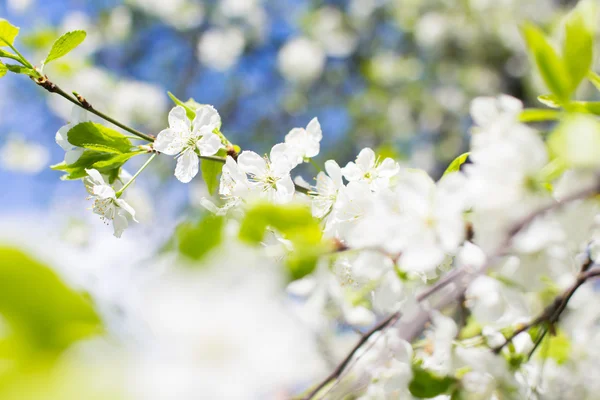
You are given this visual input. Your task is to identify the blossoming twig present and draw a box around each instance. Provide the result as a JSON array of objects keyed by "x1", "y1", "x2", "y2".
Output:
[
  {"x1": 492, "y1": 268, "x2": 600, "y2": 354},
  {"x1": 303, "y1": 181, "x2": 600, "y2": 399}
]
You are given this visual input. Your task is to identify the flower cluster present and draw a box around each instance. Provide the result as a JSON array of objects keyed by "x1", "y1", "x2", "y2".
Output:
[{"x1": 5, "y1": 2, "x2": 600, "y2": 397}]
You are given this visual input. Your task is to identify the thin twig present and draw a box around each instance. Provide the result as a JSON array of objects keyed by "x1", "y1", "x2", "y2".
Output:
[
  {"x1": 300, "y1": 312, "x2": 401, "y2": 400},
  {"x1": 493, "y1": 269, "x2": 600, "y2": 354},
  {"x1": 34, "y1": 76, "x2": 156, "y2": 142}
]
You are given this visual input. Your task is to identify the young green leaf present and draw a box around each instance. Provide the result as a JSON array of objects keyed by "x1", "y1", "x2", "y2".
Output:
[
  {"x1": 409, "y1": 363, "x2": 457, "y2": 398},
  {"x1": 0, "y1": 247, "x2": 101, "y2": 351},
  {"x1": 569, "y1": 101, "x2": 600, "y2": 115},
  {"x1": 540, "y1": 330, "x2": 571, "y2": 364},
  {"x1": 521, "y1": 23, "x2": 572, "y2": 102},
  {"x1": 588, "y1": 71, "x2": 600, "y2": 92},
  {"x1": 0, "y1": 61, "x2": 6, "y2": 78},
  {"x1": 44, "y1": 30, "x2": 86, "y2": 65},
  {"x1": 0, "y1": 19, "x2": 19, "y2": 47},
  {"x1": 67, "y1": 122, "x2": 133, "y2": 154},
  {"x1": 537, "y1": 94, "x2": 561, "y2": 108},
  {"x1": 548, "y1": 114, "x2": 600, "y2": 168},
  {"x1": 519, "y1": 109, "x2": 561, "y2": 122},
  {"x1": 176, "y1": 214, "x2": 224, "y2": 262},
  {"x1": 239, "y1": 203, "x2": 326, "y2": 279},
  {"x1": 4, "y1": 63, "x2": 36, "y2": 76},
  {"x1": 168, "y1": 91, "x2": 197, "y2": 120},
  {"x1": 443, "y1": 152, "x2": 470, "y2": 176},
  {"x1": 562, "y1": 0, "x2": 597, "y2": 91},
  {"x1": 51, "y1": 150, "x2": 141, "y2": 180},
  {"x1": 201, "y1": 149, "x2": 226, "y2": 195}
]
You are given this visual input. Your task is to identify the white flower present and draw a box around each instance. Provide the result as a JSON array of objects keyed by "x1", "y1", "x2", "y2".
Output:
[
  {"x1": 342, "y1": 148, "x2": 399, "y2": 190},
  {"x1": 237, "y1": 143, "x2": 297, "y2": 203},
  {"x1": 56, "y1": 105, "x2": 93, "y2": 164},
  {"x1": 311, "y1": 160, "x2": 343, "y2": 219},
  {"x1": 394, "y1": 172, "x2": 467, "y2": 273},
  {"x1": 284, "y1": 117, "x2": 322, "y2": 164},
  {"x1": 84, "y1": 169, "x2": 137, "y2": 238},
  {"x1": 470, "y1": 94, "x2": 523, "y2": 149},
  {"x1": 154, "y1": 105, "x2": 223, "y2": 183},
  {"x1": 421, "y1": 311, "x2": 458, "y2": 375},
  {"x1": 330, "y1": 181, "x2": 375, "y2": 239}
]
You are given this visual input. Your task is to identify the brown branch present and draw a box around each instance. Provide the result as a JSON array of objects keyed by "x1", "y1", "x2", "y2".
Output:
[
  {"x1": 33, "y1": 75, "x2": 156, "y2": 142},
  {"x1": 300, "y1": 312, "x2": 401, "y2": 400},
  {"x1": 493, "y1": 268, "x2": 600, "y2": 354}
]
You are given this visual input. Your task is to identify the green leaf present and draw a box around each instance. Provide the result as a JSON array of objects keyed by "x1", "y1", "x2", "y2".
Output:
[
  {"x1": 0, "y1": 247, "x2": 101, "y2": 352},
  {"x1": 568, "y1": 101, "x2": 600, "y2": 115},
  {"x1": 176, "y1": 214, "x2": 224, "y2": 262},
  {"x1": 541, "y1": 330, "x2": 571, "y2": 364},
  {"x1": 0, "y1": 61, "x2": 6, "y2": 78},
  {"x1": 458, "y1": 316, "x2": 482, "y2": 340},
  {"x1": 562, "y1": 0, "x2": 597, "y2": 91},
  {"x1": 537, "y1": 94, "x2": 561, "y2": 108},
  {"x1": 239, "y1": 203, "x2": 322, "y2": 245},
  {"x1": 0, "y1": 48, "x2": 17, "y2": 58},
  {"x1": 0, "y1": 19, "x2": 19, "y2": 47},
  {"x1": 548, "y1": 114, "x2": 600, "y2": 168},
  {"x1": 521, "y1": 23, "x2": 572, "y2": 102},
  {"x1": 168, "y1": 91, "x2": 197, "y2": 120},
  {"x1": 201, "y1": 149, "x2": 226, "y2": 195},
  {"x1": 239, "y1": 203, "x2": 326, "y2": 280},
  {"x1": 409, "y1": 363, "x2": 457, "y2": 398},
  {"x1": 51, "y1": 150, "x2": 140, "y2": 181},
  {"x1": 519, "y1": 109, "x2": 561, "y2": 122},
  {"x1": 588, "y1": 71, "x2": 600, "y2": 91},
  {"x1": 67, "y1": 122, "x2": 132, "y2": 154},
  {"x1": 44, "y1": 30, "x2": 86, "y2": 65},
  {"x1": 443, "y1": 152, "x2": 469, "y2": 176},
  {"x1": 4, "y1": 63, "x2": 36, "y2": 76}
]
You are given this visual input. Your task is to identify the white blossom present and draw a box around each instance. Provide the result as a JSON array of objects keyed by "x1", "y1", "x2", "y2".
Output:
[
  {"x1": 236, "y1": 143, "x2": 297, "y2": 203},
  {"x1": 56, "y1": 105, "x2": 93, "y2": 164},
  {"x1": 284, "y1": 117, "x2": 322, "y2": 164},
  {"x1": 311, "y1": 160, "x2": 343, "y2": 219},
  {"x1": 154, "y1": 105, "x2": 223, "y2": 183},
  {"x1": 342, "y1": 148, "x2": 400, "y2": 191},
  {"x1": 84, "y1": 169, "x2": 137, "y2": 238}
]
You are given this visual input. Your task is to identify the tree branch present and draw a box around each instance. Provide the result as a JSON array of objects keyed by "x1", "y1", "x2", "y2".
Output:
[
  {"x1": 33, "y1": 75, "x2": 156, "y2": 142},
  {"x1": 301, "y1": 181, "x2": 600, "y2": 399},
  {"x1": 492, "y1": 268, "x2": 600, "y2": 354}
]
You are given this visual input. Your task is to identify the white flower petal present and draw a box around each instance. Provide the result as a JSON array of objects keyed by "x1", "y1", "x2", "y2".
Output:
[
  {"x1": 274, "y1": 175, "x2": 295, "y2": 203},
  {"x1": 85, "y1": 168, "x2": 106, "y2": 185},
  {"x1": 341, "y1": 161, "x2": 362, "y2": 182},
  {"x1": 116, "y1": 198, "x2": 137, "y2": 222},
  {"x1": 55, "y1": 125, "x2": 72, "y2": 152},
  {"x1": 306, "y1": 117, "x2": 322, "y2": 141},
  {"x1": 154, "y1": 128, "x2": 186, "y2": 155},
  {"x1": 64, "y1": 148, "x2": 84, "y2": 165},
  {"x1": 324, "y1": 160, "x2": 343, "y2": 187},
  {"x1": 356, "y1": 148, "x2": 376, "y2": 170},
  {"x1": 175, "y1": 149, "x2": 200, "y2": 183},
  {"x1": 193, "y1": 105, "x2": 221, "y2": 135},
  {"x1": 197, "y1": 132, "x2": 222, "y2": 156},
  {"x1": 238, "y1": 151, "x2": 267, "y2": 177},
  {"x1": 112, "y1": 213, "x2": 129, "y2": 238},
  {"x1": 168, "y1": 105, "x2": 191, "y2": 132}
]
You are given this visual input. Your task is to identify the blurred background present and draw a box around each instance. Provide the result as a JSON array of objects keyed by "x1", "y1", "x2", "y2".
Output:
[{"x1": 0, "y1": 0, "x2": 583, "y2": 216}]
